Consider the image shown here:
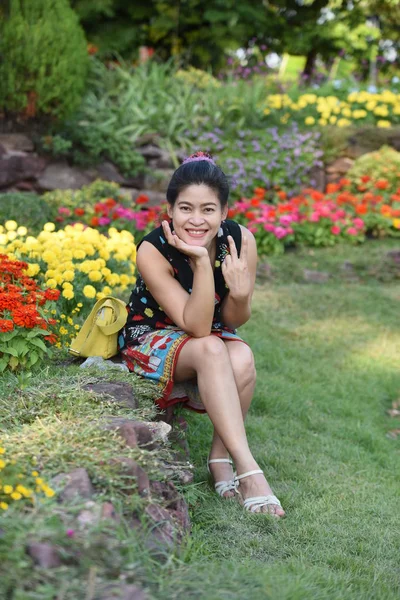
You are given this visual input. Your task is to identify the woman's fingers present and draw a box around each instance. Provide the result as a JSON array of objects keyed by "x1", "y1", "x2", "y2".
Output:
[{"x1": 227, "y1": 235, "x2": 238, "y2": 259}]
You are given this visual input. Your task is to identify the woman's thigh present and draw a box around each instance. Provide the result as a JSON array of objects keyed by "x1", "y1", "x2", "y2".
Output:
[{"x1": 174, "y1": 335, "x2": 229, "y2": 382}]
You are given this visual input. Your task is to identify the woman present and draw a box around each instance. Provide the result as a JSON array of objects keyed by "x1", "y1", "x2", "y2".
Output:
[{"x1": 119, "y1": 151, "x2": 285, "y2": 517}]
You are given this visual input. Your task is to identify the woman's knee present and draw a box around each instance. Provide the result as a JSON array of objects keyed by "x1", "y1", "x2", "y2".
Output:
[
  {"x1": 196, "y1": 335, "x2": 229, "y2": 361},
  {"x1": 229, "y1": 344, "x2": 256, "y2": 386}
]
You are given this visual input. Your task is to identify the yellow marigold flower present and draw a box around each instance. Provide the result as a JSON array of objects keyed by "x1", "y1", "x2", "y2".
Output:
[
  {"x1": 102, "y1": 285, "x2": 112, "y2": 295},
  {"x1": 42, "y1": 250, "x2": 57, "y2": 263},
  {"x1": 5, "y1": 220, "x2": 18, "y2": 231},
  {"x1": 263, "y1": 108, "x2": 271, "y2": 115},
  {"x1": 96, "y1": 292, "x2": 106, "y2": 300},
  {"x1": 377, "y1": 120, "x2": 391, "y2": 128},
  {"x1": 341, "y1": 108, "x2": 352, "y2": 118},
  {"x1": 77, "y1": 303, "x2": 83, "y2": 308},
  {"x1": 83, "y1": 285, "x2": 96, "y2": 298},
  {"x1": 10, "y1": 491, "x2": 22, "y2": 500},
  {"x1": 59, "y1": 326, "x2": 68, "y2": 335},
  {"x1": 73, "y1": 249, "x2": 86, "y2": 260},
  {"x1": 392, "y1": 218, "x2": 400, "y2": 229},
  {"x1": 43, "y1": 222, "x2": 56, "y2": 232},
  {"x1": 337, "y1": 118, "x2": 351, "y2": 127},
  {"x1": 17, "y1": 226, "x2": 28, "y2": 236},
  {"x1": 35, "y1": 477, "x2": 43, "y2": 485},
  {"x1": 329, "y1": 116, "x2": 337, "y2": 124},
  {"x1": 120, "y1": 274, "x2": 130, "y2": 285},
  {"x1": 0, "y1": 447, "x2": 5, "y2": 454},
  {"x1": 45, "y1": 278, "x2": 58, "y2": 289},
  {"x1": 25, "y1": 263, "x2": 40, "y2": 277},
  {"x1": 3, "y1": 485, "x2": 13, "y2": 494},
  {"x1": 0, "y1": 502, "x2": 8, "y2": 510},
  {"x1": 318, "y1": 118, "x2": 328, "y2": 126},
  {"x1": 44, "y1": 488, "x2": 55, "y2": 498},
  {"x1": 62, "y1": 282, "x2": 73, "y2": 289},
  {"x1": 0, "y1": 460, "x2": 5, "y2": 470},
  {"x1": 352, "y1": 109, "x2": 367, "y2": 119},
  {"x1": 74, "y1": 324, "x2": 80, "y2": 330},
  {"x1": 89, "y1": 270, "x2": 102, "y2": 282},
  {"x1": 16, "y1": 484, "x2": 32, "y2": 497},
  {"x1": 63, "y1": 269, "x2": 75, "y2": 282},
  {"x1": 101, "y1": 268, "x2": 111, "y2": 277},
  {"x1": 7, "y1": 231, "x2": 17, "y2": 241},
  {"x1": 62, "y1": 288, "x2": 74, "y2": 300}
]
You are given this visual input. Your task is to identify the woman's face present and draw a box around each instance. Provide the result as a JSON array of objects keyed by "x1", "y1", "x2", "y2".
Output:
[{"x1": 167, "y1": 184, "x2": 228, "y2": 249}]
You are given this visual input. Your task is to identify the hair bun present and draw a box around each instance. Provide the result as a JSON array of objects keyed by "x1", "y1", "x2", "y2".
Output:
[{"x1": 182, "y1": 150, "x2": 216, "y2": 165}]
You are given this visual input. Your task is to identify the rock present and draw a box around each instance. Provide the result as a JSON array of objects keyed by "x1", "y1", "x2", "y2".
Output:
[
  {"x1": 341, "y1": 261, "x2": 355, "y2": 272},
  {"x1": 0, "y1": 154, "x2": 47, "y2": 188},
  {"x1": 303, "y1": 269, "x2": 330, "y2": 283},
  {"x1": 0, "y1": 133, "x2": 34, "y2": 152},
  {"x1": 148, "y1": 149, "x2": 175, "y2": 169},
  {"x1": 82, "y1": 381, "x2": 138, "y2": 409},
  {"x1": 95, "y1": 161, "x2": 126, "y2": 185},
  {"x1": 137, "y1": 144, "x2": 163, "y2": 159},
  {"x1": 143, "y1": 169, "x2": 174, "y2": 193},
  {"x1": 101, "y1": 502, "x2": 119, "y2": 522},
  {"x1": 77, "y1": 501, "x2": 102, "y2": 528},
  {"x1": 135, "y1": 133, "x2": 162, "y2": 147},
  {"x1": 144, "y1": 504, "x2": 176, "y2": 546},
  {"x1": 308, "y1": 164, "x2": 326, "y2": 192},
  {"x1": 147, "y1": 421, "x2": 171, "y2": 444},
  {"x1": 129, "y1": 421, "x2": 154, "y2": 449},
  {"x1": 326, "y1": 157, "x2": 354, "y2": 175},
  {"x1": 170, "y1": 497, "x2": 191, "y2": 532},
  {"x1": 37, "y1": 161, "x2": 94, "y2": 190},
  {"x1": 51, "y1": 467, "x2": 94, "y2": 502},
  {"x1": 26, "y1": 542, "x2": 62, "y2": 568},
  {"x1": 103, "y1": 418, "x2": 138, "y2": 449},
  {"x1": 95, "y1": 583, "x2": 148, "y2": 600},
  {"x1": 150, "y1": 480, "x2": 179, "y2": 505},
  {"x1": 159, "y1": 461, "x2": 194, "y2": 484},
  {"x1": 109, "y1": 457, "x2": 150, "y2": 497}
]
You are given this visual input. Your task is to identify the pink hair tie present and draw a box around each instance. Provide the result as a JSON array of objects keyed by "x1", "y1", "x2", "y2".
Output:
[{"x1": 182, "y1": 151, "x2": 216, "y2": 166}]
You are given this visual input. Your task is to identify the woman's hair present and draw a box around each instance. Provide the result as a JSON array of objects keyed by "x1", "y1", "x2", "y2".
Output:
[{"x1": 166, "y1": 151, "x2": 229, "y2": 207}]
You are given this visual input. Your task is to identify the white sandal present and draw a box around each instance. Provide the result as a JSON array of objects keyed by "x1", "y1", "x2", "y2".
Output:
[
  {"x1": 234, "y1": 469, "x2": 283, "y2": 515},
  {"x1": 207, "y1": 457, "x2": 237, "y2": 498}
]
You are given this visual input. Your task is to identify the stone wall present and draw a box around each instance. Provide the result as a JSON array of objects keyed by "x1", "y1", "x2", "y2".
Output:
[{"x1": 0, "y1": 131, "x2": 390, "y2": 202}]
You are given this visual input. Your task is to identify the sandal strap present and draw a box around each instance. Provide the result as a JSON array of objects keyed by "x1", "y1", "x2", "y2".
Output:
[
  {"x1": 243, "y1": 495, "x2": 282, "y2": 512},
  {"x1": 214, "y1": 480, "x2": 238, "y2": 496},
  {"x1": 208, "y1": 458, "x2": 233, "y2": 465},
  {"x1": 234, "y1": 469, "x2": 263, "y2": 482}
]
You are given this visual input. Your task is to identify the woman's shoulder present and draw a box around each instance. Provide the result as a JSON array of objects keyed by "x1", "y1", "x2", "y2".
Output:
[{"x1": 137, "y1": 224, "x2": 166, "y2": 251}]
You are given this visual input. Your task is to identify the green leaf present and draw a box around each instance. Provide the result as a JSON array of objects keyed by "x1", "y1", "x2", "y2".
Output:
[
  {"x1": 29, "y1": 338, "x2": 47, "y2": 351},
  {"x1": 0, "y1": 345, "x2": 18, "y2": 357}
]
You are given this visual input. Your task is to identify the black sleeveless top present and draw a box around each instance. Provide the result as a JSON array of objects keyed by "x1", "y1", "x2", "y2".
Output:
[{"x1": 120, "y1": 219, "x2": 242, "y2": 348}]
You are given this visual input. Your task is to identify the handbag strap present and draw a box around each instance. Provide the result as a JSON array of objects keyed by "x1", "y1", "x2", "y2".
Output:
[{"x1": 95, "y1": 297, "x2": 128, "y2": 335}]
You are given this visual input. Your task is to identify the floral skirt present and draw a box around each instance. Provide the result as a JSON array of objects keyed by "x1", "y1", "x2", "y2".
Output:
[{"x1": 120, "y1": 328, "x2": 246, "y2": 413}]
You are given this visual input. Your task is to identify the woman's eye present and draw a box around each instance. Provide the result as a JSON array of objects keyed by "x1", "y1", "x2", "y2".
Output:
[
  {"x1": 204, "y1": 208, "x2": 214, "y2": 213},
  {"x1": 180, "y1": 206, "x2": 190, "y2": 211}
]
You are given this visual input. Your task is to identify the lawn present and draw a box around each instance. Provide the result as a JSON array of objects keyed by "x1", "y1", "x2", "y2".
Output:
[{"x1": 1, "y1": 239, "x2": 399, "y2": 599}]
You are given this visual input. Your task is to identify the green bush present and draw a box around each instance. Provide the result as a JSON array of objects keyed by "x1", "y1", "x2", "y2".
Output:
[
  {"x1": 0, "y1": 193, "x2": 54, "y2": 234},
  {"x1": 347, "y1": 145, "x2": 400, "y2": 185},
  {"x1": 0, "y1": 0, "x2": 89, "y2": 119}
]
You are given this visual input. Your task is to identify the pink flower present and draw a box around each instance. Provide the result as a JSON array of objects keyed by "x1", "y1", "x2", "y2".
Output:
[
  {"x1": 263, "y1": 223, "x2": 275, "y2": 232},
  {"x1": 274, "y1": 227, "x2": 288, "y2": 239},
  {"x1": 66, "y1": 529, "x2": 75, "y2": 538},
  {"x1": 98, "y1": 217, "x2": 111, "y2": 226},
  {"x1": 346, "y1": 227, "x2": 358, "y2": 236},
  {"x1": 331, "y1": 225, "x2": 341, "y2": 235},
  {"x1": 309, "y1": 212, "x2": 320, "y2": 222},
  {"x1": 279, "y1": 215, "x2": 293, "y2": 226},
  {"x1": 352, "y1": 218, "x2": 365, "y2": 229},
  {"x1": 58, "y1": 207, "x2": 71, "y2": 216}
]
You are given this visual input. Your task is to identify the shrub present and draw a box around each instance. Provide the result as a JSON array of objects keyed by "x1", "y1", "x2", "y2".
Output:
[
  {"x1": 347, "y1": 145, "x2": 400, "y2": 187},
  {"x1": 0, "y1": 0, "x2": 89, "y2": 119},
  {"x1": 0, "y1": 192, "x2": 54, "y2": 235}
]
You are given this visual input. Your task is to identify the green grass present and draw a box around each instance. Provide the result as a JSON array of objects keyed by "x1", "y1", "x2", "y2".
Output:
[{"x1": 1, "y1": 239, "x2": 400, "y2": 599}]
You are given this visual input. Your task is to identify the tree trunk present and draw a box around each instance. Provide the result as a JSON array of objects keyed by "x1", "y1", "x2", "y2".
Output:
[{"x1": 303, "y1": 47, "x2": 318, "y2": 79}]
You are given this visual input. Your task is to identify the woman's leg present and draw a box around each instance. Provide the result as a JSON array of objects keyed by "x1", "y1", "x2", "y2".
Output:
[
  {"x1": 209, "y1": 341, "x2": 256, "y2": 496},
  {"x1": 174, "y1": 336, "x2": 284, "y2": 515}
]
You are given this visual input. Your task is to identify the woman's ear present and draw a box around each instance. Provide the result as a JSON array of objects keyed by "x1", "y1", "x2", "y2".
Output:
[
  {"x1": 167, "y1": 204, "x2": 173, "y2": 219},
  {"x1": 221, "y1": 205, "x2": 229, "y2": 221}
]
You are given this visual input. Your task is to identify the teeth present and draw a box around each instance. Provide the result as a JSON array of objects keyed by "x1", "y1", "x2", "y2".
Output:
[{"x1": 187, "y1": 230, "x2": 206, "y2": 236}]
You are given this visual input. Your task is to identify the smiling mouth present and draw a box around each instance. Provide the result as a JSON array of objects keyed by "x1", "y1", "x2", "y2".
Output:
[{"x1": 185, "y1": 229, "x2": 208, "y2": 237}]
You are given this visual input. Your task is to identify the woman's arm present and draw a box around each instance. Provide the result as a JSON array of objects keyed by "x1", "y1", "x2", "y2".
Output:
[
  {"x1": 136, "y1": 228, "x2": 215, "y2": 338},
  {"x1": 220, "y1": 226, "x2": 257, "y2": 329}
]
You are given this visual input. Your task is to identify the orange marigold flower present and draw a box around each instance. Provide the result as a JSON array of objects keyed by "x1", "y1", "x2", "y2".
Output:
[
  {"x1": 90, "y1": 216, "x2": 100, "y2": 227},
  {"x1": 375, "y1": 179, "x2": 389, "y2": 190},
  {"x1": 277, "y1": 191, "x2": 287, "y2": 200},
  {"x1": 339, "y1": 178, "x2": 351, "y2": 186},
  {"x1": 74, "y1": 208, "x2": 85, "y2": 216},
  {"x1": 250, "y1": 198, "x2": 261, "y2": 207},
  {"x1": 361, "y1": 175, "x2": 371, "y2": 183},
  {"x1": 0, "y1": 319, "x2": 14, "y2": 333},
  {"x1": 254, "y1": 187, "x2": 266, "y2": 198},
  {"x1": 44, "y1": 289, "x2": 60, "y2": 302},
  {"x1": 245, "y1": 211, "x2": 256, "y2": 220},
  {"x1": 381, "y1": 204, "x2": 392, "y2": 216},
  {"x1": 326, "y1": 183, "x2": 341, "y2": 194},
  {"x1": 355, "y1": 204, "x2": 368, "y2": 215}
]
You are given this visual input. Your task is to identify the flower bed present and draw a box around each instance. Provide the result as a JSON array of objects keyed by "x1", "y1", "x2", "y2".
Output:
[
  {"x1": 262, "y1": 90, "x2": 400, "y2": 129},
  {"x1": 0, "y1": 222, "x2": 137, "y2": 344},
  {"x1": 0, "y1": 254, "x2": 60, "y2": 371},
  {"x1": 229, "y1": 178, "x2": 400, "y2": 255}
]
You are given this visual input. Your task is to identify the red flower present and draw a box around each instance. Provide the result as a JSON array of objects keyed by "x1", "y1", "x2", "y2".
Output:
[
  {"x1": 355, "y1": 204, "x2": 368, "y2": 215},
  {"x1": 90, "y1": 216, "x2": 100, "y2": 227},
  {"x1": 375, "y1": 179, "x2": 389, "y2": 190},
  {"x1": 105, "y1": 198, "x2": 117, "y2": 208},
  {"x1": 361, "y1": 175, "x2": 371, "y2": 183},
  {"x1": 44, "y1": 333, "x2": 58, "y2": 345},
  {"x1": 245, "y1": 211, "x2": 256, "y2": 220},
  {"x1": 44, "y1": 289, "x2": 61, "y2": 302},
  {"x1": 250, "y1": 198, "x2": 261, "y2": 207},
  {"x1": 12, "y1": 306, "x2": 39, "y2": 329},
  {"x1": 136, "y1": 194, "x2": 149, "y2": 205},
  {"x1": 74, "y1": 208, "x2": 85, "y2": 216},
  {"x1": 277, "y1": 191, "x2": 287, "y2": 200},
  {"x1": 0, "y1": 319, "x2": 14, "y2": 333},
  {"x1": 227, "y1": 208, "x2": 237, "y2": 218}
]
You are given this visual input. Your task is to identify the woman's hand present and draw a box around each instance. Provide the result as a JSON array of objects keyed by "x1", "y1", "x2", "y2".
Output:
[
  {"x1": 162, "y1": 221, "x2": 208, "y2": 262},
  {"x1": 221, "y1": 235, "x2": 251, "y2": 300}
]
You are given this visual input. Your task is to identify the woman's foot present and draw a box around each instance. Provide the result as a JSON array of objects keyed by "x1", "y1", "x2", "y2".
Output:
[
  {"x1": 207, "y1": 457, "x2": 236, "y2": 498},
  {"x1": 235, "y1": 469, "x2": 285, "y2": 517}
]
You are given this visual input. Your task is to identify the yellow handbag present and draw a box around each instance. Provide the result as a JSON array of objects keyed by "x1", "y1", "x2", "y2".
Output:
[{"x1": 69, "y1": 296, "x2": 128, "y2": 359}]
